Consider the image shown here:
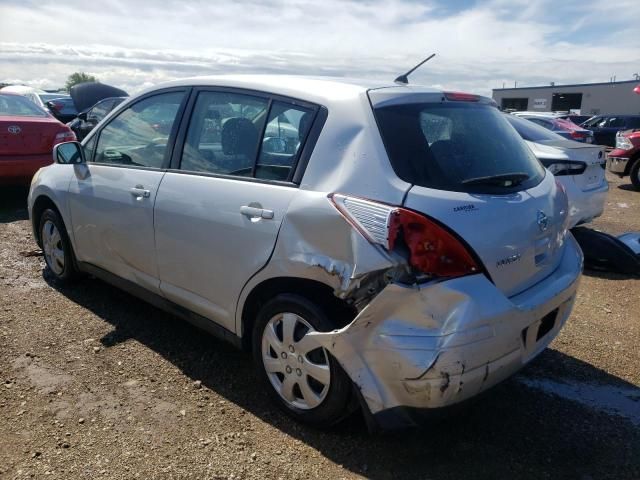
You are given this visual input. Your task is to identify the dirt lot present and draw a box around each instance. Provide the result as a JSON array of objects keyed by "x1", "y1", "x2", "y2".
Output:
[{"x1": 1, "y1": 172, "x2": 639, "y2": 480}]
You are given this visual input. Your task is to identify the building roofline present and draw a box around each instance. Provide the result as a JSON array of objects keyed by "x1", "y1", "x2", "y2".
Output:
[{"x1": 493, "y1": 79, "x2": 639, "y2": 92}]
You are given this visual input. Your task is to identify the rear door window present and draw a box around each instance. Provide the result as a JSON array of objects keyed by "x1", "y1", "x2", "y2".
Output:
[
  {"x1": 179, "y1": 92, "x2": 316, "y2": 182},
  {"x1": 180, "y1": 91, "x2": 269, "y2": 177},
  {"x1": 606, "y1": 117, "x2": 626, "y2": 128},
  {"x1": 256, "y1": 102, "x2": 314, "y2": 181},
  {"x1": 582, "y1": 116, "x2": 601, "y2": 128},
  {"x1": 373, "y1": 102, "x2": 544, "y2": 193}
]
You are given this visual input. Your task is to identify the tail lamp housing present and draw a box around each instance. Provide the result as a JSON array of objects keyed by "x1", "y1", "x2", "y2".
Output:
[
  {"x1": 541, "y1": 159, "x2": 586, "y2": 176},
  {"x1": 53, "y1": 130, "x2": 77, "y2": 146},
  {"x1": 330, "y1": 194, "x2": 480, "y2": 279}
]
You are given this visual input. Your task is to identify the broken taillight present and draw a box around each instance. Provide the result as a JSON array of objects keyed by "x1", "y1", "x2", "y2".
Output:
[
  {"x1": 388, "y1": 208, "x2": 479, "y2": 278},
  {"x1": 330, "y1": 194, "x2": 479, "y2": 279}
]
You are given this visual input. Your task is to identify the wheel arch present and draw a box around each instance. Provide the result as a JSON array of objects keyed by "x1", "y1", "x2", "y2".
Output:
[
  {"x1": 31, "y1": 195, "x2": 64, "y2": 247},
  {"x1": 239, "y1": 276, "x2": 357, "y2": 351},
  {"x1": 626, "y1": 151, "x2": 640, "y2": 176}
]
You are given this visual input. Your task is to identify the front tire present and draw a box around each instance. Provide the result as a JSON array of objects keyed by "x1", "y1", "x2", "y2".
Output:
[
  {"x1": 252, "y1": 294, "x2": 353, "y2": 427},
  {"x1": 39, "y1": 209, "x2": 78, "y2": 281}
]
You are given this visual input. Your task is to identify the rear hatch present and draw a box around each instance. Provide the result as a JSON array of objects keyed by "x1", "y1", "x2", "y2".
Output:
[
  {"x1": 369, "y1": 89, "x2": 568, "y2": 297},
  {"x1": 529, "y1": 139, "x2": 606, "y2": 191},
  {"x1": 0, "y1": 116, "x2": 65, "y2": 156}
]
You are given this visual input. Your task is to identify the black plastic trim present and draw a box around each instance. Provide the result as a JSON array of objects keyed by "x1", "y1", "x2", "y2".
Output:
[
  {"x1": 162, "y1": 168, "x2": 298, "y2": 188},
  {"x1": 292, "y1": 105, "x2": 328, "y2": 184}
]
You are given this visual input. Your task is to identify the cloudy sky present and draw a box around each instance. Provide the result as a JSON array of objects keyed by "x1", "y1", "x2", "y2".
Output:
[{"x1": 1, "y1": 0, "x2": 639, "y2": 96}]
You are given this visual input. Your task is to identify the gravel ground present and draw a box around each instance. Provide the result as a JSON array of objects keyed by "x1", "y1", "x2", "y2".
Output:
[{"x1": 1, "y1": 172, "x2": 639, "y2": 480}]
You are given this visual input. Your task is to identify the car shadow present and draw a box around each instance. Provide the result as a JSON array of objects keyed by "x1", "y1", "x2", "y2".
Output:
[
  {"x1": 617, "y1": 183, "x2": 638, "y2": 192},
  {"x1": 583, "y1": 268, "x2": 639, "y2": 280},
  {"x1": 43, "y1": 273, "x2": 640, "y2": 479},
  {"x1": 0, "y1": 186, "x2": 29, "y2": 223}
]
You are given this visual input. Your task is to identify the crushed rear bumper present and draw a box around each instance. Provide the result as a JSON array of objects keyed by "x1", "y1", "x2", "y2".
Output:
[{"x1": 309, "y1": 234, "x2": 583, "y2": 429}]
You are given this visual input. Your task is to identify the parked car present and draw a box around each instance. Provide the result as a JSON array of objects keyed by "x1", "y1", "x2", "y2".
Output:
[
  {"x1": 558, "y1": 114, "x2": 593, "y2": 125},
  {"x1": 510, "y1": 111, "x2": 592, "y2": 125},
  {"x1": 68, "y1": 96, "x2": 126, "y2": 141},
  {"x1": 512, "y1": 112, "x2": 594, "y2": 143},
  {"x1": 506, "y1": 115, "x2": 608, "y2": 227},
  {"x1": 581, "y1": 114, "x2": 640, "y2": 147},
  {"x1": 29, "y1": 76, "x2": 582, "y2": 430},
  {"x1": 0, "y1": 85, "x2": 68, "y2": 113},
  {"x1": 0, "y1": 92, "x2": 76, "y2": 185},
  {"x1": 607, "y1": 129, "x2": 640, "y2": 190},
  {"x1": 45, "y1": 96, "x2": 78, "y2": 123}
]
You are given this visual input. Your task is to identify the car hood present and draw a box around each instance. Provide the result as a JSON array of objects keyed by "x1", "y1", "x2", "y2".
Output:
[{"x1": 70, "y1": 82, "x2": 128, "y2": 112}]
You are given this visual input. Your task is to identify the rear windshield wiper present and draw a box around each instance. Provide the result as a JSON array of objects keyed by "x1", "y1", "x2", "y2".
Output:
[{"x1": 462, "y1": 172, "x2": 530, "y2": 187}]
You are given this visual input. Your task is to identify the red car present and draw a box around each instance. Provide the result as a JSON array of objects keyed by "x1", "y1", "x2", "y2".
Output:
[
  {"x1": 0, "y1": 92, "x2": 76, "y2": 185},
  {"x1": 607, "y1": 129, "x2": 640, "y2": 190}
]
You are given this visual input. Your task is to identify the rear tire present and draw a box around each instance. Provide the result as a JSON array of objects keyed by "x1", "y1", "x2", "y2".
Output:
[
  {"x1": 630, "y1": 159, "x2": 640, "y2": 191},
  {"x1": 39, "y1": 209, "x2": 79, "y2": 282},
  {"x1": 252, "y1": 294, "x2": 353, "y2": 427}
]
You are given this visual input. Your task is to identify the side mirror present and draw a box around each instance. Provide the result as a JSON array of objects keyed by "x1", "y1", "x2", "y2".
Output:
[
  {"x1": 53, "y1": 141, "x2": 86, "y2": 165},
  {"x1": 78, "y1": 111, "x2": 88, "y2": 121}
]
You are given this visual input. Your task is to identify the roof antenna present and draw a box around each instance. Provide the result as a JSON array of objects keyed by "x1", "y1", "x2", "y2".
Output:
[{"x1": 394, "y1": 53, "x2": 436, "y2": 84}]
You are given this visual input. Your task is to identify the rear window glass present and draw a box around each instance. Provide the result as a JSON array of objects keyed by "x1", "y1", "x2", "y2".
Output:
[
  {"x1": 0, "y1": 94, "x2": 48, "y2": 117},
  {"x1": 39, "y1": 94, "x2": 68, "y2": 102},
  {"x1": 506, "y1": 115, "x2": 565, "y2": 142},
  {"x1": 374, "y1": 102, "x2": 544, "y2": 193}
]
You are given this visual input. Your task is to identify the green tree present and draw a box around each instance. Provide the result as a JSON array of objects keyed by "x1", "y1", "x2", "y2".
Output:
[{"x1": 65, "y1": 72, "x2": 98, "y2": 91}]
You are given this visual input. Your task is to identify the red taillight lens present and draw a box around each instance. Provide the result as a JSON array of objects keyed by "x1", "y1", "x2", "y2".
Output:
[
  {"x1": 50, "y1": 101, "x2": 64, "y2": 112},
  {"x1": 444, "y1": 91, "x2": 479, "y2": 102},
  {"x1": 53, "y1": 130, "x2": 76, "y2": 146},
  {"x1": 330, "y1": 194, "x2": 479, "y2": 279},
  {"x1": 388, "y1": 208, "x2": 479, "y2": 278},
  {"x1": 570, "y1": 131, "x2": 586, "y2": 139}
]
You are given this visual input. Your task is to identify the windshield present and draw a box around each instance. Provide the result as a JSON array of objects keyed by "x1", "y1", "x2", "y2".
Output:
[
  {"x1": 374, "y1": 102, "x2": 545, "y2": 193},
  {"x1": 0, "y1": 94, "x2": 49, "y2": 117},
  {"x1": 506, "y1": 114, "x2": 565, "y2": 142}
]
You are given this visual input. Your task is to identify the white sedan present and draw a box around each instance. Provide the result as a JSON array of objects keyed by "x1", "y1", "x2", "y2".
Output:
[{"x1": 507, "y1": 114, "x2": 608, "y2": 228}]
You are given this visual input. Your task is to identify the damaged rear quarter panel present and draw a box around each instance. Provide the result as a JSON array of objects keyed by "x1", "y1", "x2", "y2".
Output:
[{"x1": 235, "y1": 91, "x2": 412, "y2": 333}]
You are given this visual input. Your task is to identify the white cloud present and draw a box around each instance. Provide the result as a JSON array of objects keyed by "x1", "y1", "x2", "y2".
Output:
[{"x1": 0, "y1": 0, "x2": 638, "y2": 96}]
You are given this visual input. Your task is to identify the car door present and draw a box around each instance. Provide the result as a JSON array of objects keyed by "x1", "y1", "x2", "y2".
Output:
[
  {"x1": 153, "y1": 89, "x2": 317, "y2": 331},
  {"x1": 67, "y1": 89, "x2": 189, "y2": 294}
]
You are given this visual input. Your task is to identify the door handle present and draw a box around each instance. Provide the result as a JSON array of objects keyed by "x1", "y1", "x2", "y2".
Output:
[
  {"x1": 130, "y1": 185, "x2": 151, "y2": 199},
  {"x1": 240, "y1": 205, "x2": 274, "y2": 220}
]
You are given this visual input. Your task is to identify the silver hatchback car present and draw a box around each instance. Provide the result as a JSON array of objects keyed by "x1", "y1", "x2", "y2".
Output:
[{"x1": 28, "y1": 76, "x2": 582, "y2": 429}]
